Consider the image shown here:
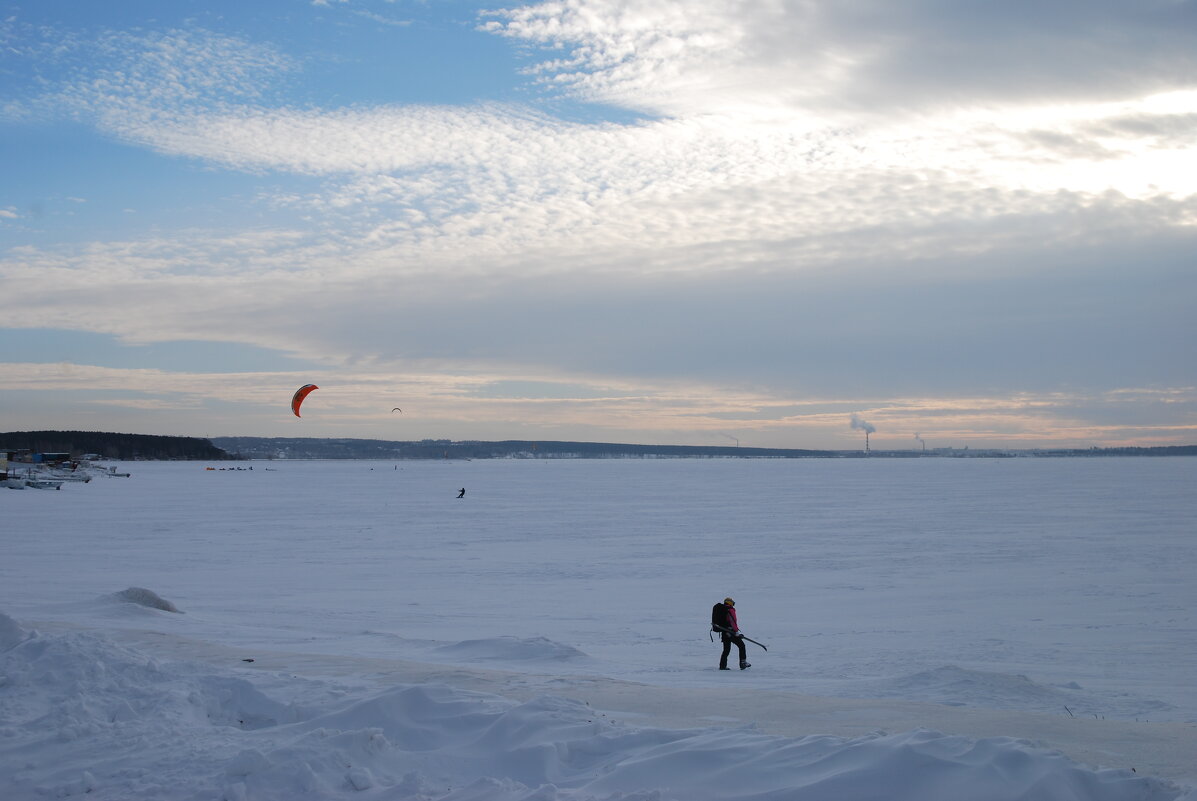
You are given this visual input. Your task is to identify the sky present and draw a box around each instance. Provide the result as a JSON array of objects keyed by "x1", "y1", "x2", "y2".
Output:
[{"x1": 2, "y1": 0, "x2": 1195, "y2": 450}]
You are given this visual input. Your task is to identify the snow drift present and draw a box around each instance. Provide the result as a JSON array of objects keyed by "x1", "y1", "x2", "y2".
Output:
[
  {"x1": 434, "y1": 636, "x2": 588, "y2": 663},
  {"x1": 107, "y1": 587, "x2": 182, "y2": 613},
  {"x1": 862, "y1": 665, "x2": 1176, "y2": 720},
  {"x1": 0, "y1": 614, "x2": 1187, "y2": 801}
]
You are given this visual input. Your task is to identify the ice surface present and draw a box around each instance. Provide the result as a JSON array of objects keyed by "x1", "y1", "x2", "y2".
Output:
[{"x1": 1, "y1": 457, "x2": 1194, "y2": 799}]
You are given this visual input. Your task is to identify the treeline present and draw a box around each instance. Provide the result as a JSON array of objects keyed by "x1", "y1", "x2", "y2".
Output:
[
  {"x1": 211, "y1": 437, "x2": 1197, "y2": 460},
  {"x1": 1085, "y1": 445, "x2": 1197, "y2": 456},
  {"x1": 0, "y1": 431, "x2": 233, "y2": 461},
  {"x1": 5, "y1": 432, "x2": 1193, "y2": 461},
  {"x1": 210, "y1": 437, "x2": 837, "y2": 460},
  {"x1": 996, "y1": 445, "x2": 1197, "y2": 457}
]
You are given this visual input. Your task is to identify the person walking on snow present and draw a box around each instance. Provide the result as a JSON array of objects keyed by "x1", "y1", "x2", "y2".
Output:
[{"x1": 714, "y1": 597, "x2": 750, "y2": 670}]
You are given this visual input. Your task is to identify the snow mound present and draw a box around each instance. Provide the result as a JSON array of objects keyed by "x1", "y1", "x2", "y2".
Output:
[
  {"x1": 107, "y1": 587, "x2": 182, "y2": 613},
  {"x1": 210, "y1": 685, "x2": 1186, "y2": 801},
  {"x1": 0, "y1": 612, "x2": 28, "y2": 652},
  {"x1": 0, "y1": 624, "x2": 301, "y2": 734},
  {"x1": 0, "y1": 625, "x2": 1185, "y2": 801},
  {"x1": 865, "y1": 665, "x2": 1174, "y2": 719},
  {"x1": 868, "y1": 665, "x2": 1078, "y2": 709},
  {"x1": 434, "y1": 636, "x2": 587, "y2": 662}
]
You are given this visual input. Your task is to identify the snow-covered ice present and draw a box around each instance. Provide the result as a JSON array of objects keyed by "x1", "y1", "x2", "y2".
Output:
[{"x1": 2, "y1": 457, "x2": 1194, "y2": 799}]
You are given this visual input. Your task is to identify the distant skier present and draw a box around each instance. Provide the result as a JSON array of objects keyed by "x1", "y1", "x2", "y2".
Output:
[
  {"x1": 457, "y1": 487, "x2": 466, "y2": 498},
  {"x1": 712, "y1": 597, "x2": 750, "y2": 670}
]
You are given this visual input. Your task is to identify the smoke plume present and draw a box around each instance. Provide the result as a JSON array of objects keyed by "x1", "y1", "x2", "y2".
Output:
[{"x1": 850, "y1": 414, "x2": 876, "y2": 434}]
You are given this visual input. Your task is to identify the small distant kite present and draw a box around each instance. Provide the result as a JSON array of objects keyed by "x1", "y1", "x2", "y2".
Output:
[
  {"x1": 291, "y1": 384, "x2": 319, "y2": 417},
  {"x1": 391, "y1": 407, "x2": 402, "y2": 413}
]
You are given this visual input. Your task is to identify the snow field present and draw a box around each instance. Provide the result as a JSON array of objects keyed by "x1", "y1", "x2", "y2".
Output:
[{"x1": 1, "y1": 457, "x2": 1194, "y2": 799}]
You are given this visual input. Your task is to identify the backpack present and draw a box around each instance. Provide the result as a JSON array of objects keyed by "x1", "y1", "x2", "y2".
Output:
[{"x1": 711, "y1": 602, "x2": 731, "y2": 632}]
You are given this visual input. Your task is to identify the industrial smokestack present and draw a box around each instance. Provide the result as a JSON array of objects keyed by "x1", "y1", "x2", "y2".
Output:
[
  {"x1": 850, "y1": 414, "x2": 876, "y2": 452},
  {"x1": 914, "y1": 432, "x2": 925, "y2": 452}
]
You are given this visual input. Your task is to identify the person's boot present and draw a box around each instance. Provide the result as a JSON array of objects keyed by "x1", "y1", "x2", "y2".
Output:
[
  {"x1": 719, "y1": 662, "x2": 730, "y2": 670},
  {"x1": 740, "y1": 661, "x2": 751, "y2": 670}
]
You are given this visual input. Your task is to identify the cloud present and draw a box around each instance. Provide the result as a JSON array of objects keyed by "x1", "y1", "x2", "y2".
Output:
[
  {"x1": 2, "y1": 3, "x2": 1194, "y2": 447},
  {"x1": 14, "y1": 13, "x2": 1194, "y2": 199},
  {"x1": 5, "y1": 11, "x2": 1191, "y2": 287},
  {"x1": 3, "y1": 361, "x2": 1192, "y2": 447},
  {"x1": 4, "y1": 204, "x2": 1194, "y2": 409},
  {"x1": 350, "y1": 9, "x2": 412, "y2": 28},
  {"x1": 4, "y1": 25, "x2": 294, "y2": 124},
  {"x1": 483, "y1": 0, "x2": 1197, "y2": 116}
]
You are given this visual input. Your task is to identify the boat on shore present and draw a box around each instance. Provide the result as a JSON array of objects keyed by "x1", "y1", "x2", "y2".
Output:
[{"x1": 47, "y1": 470, "x2": 92, "y2": 482}]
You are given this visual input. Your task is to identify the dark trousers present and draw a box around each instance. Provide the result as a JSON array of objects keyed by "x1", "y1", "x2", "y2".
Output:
[{"x1": 720, "y1": 633, "x2": 747, "y2": 668}]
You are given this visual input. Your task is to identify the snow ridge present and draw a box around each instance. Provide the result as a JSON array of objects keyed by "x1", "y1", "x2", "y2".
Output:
[
  {"x1": 434, "y1": 636, "x2": 588, "y2": 663},
  {"x1": 862, "y1": 665, "x2": 1176, "y2": 719},
  {"x1": 0, "y1": 615, "x2": 1185, "y2": 801}
]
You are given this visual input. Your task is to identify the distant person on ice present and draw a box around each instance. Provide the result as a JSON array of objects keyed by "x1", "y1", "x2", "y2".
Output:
[
  {"x1": 713, "y1": 597, "x2": 750, "y2": 670},
  {"x1": 457, "y1": 487, "x2": 465, "y2": 498}
]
